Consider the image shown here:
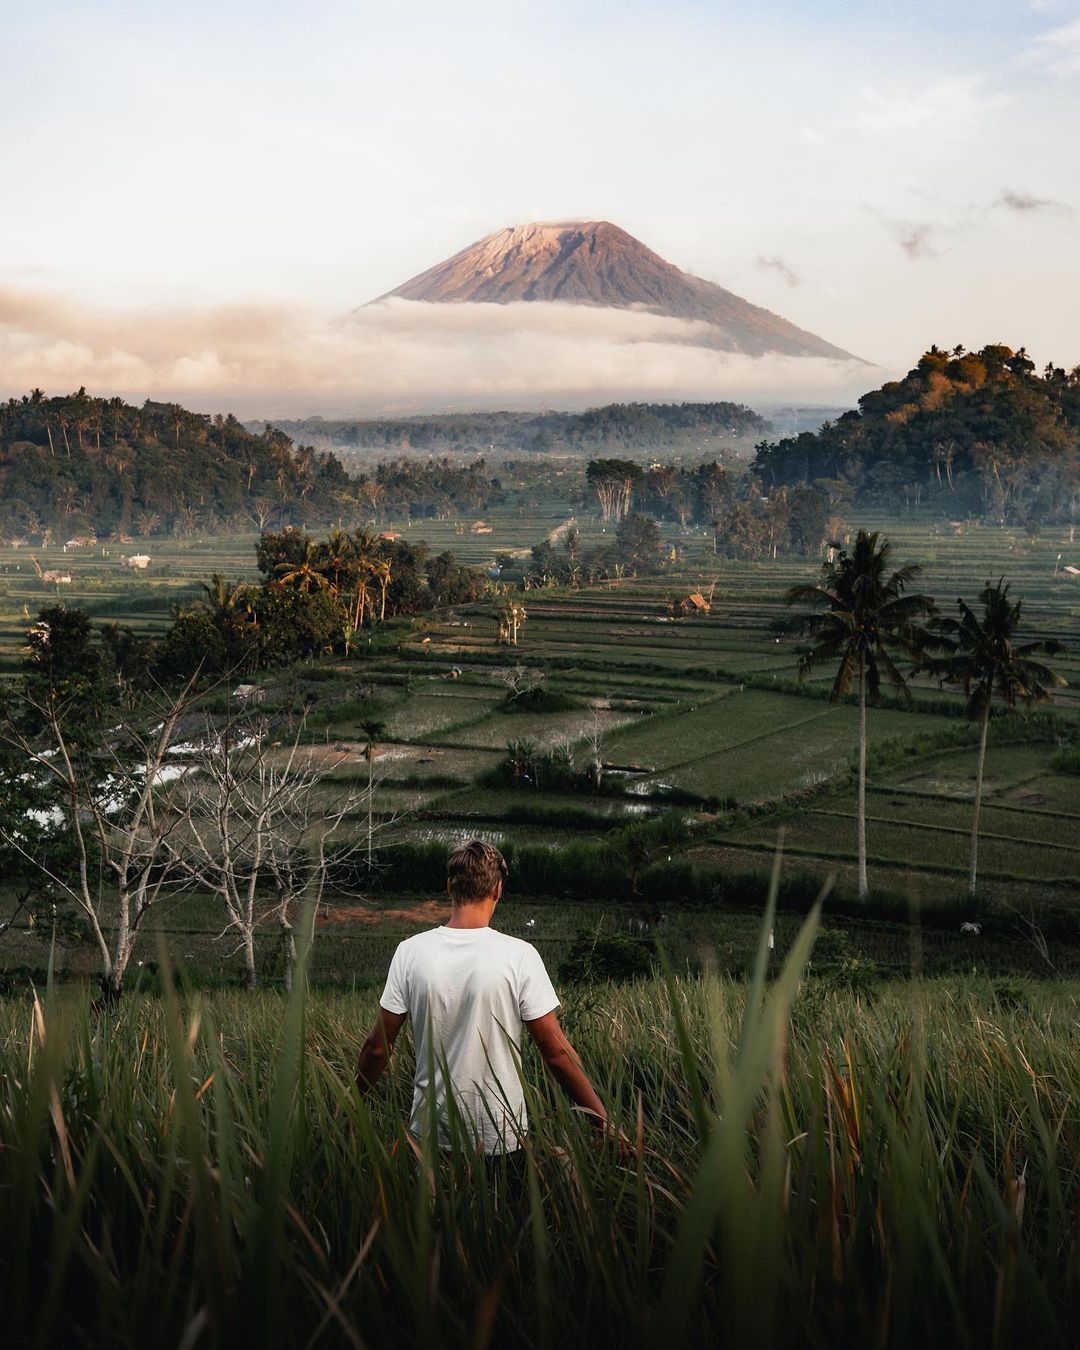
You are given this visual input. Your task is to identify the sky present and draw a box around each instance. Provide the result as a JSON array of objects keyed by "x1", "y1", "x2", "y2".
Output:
[{"x1": 1, "y1": 0, "x2": 1078, "y2": 416}]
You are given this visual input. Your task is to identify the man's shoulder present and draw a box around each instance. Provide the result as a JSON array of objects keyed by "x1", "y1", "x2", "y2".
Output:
[
  {"x1": 391, "y1": 927, "x2": 444, "y2": 958},
  {"x1": 488, "y1": 930, "x2": 544, "y2": 963}
]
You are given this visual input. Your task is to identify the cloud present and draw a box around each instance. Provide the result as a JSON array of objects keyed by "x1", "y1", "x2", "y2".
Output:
[
  {"x1": 854, "y1": 75, "x2": 1006, "y2": 134},
  {"x1": 0, "y1": 288, "x2": 867, "y2": 417},
  {"x1": 995, "y1": 188, "x2": 1074, "y2": 216},
  {"x1": 1026, "y1": 18, "x2": 1080, "y2": 74},
  {"x1": 755, "y1": 255, "x2": 801, "y2": 287},
  {"x1": 868, "y1": 182, "x2": 1074, "y2": 262},
  {"x1": 866, "y1": 212, "x2": 943, "y2": 260},
  {"x1": 896, "y1": 224, "x2": 938, "y2": 259}
]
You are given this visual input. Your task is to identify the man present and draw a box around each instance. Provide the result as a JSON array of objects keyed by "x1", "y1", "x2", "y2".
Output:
[{"x1": 355, "y1": 839, "x2": 607, "y2": 1155}]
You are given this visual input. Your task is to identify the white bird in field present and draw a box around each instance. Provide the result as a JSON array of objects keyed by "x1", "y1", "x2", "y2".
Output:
[
  {"x1": 960, "y1": 922, "x2": 981, "y2": 936},
  {"x1": 525, "y1": 918, "x2": 537, "y2": 931}
]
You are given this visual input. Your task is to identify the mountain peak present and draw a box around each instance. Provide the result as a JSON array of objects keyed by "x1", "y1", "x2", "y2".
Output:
[{"x1": 371, "y1": 220, "x2": 861, "y2": 362}]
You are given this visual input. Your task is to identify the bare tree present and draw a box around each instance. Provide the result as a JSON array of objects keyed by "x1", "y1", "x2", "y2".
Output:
[
  {"x1": 581, "y1": 706, "x2": 606, "y2": 790},
  {"x1": 1006, "y1": 902, "x2": 1056, "y2": 973},
  {"x1": 491, "y1": 664, "x2": 544, "y2": 701},
  {"x1": 248, "y1": 498, "x2": 277, "y2": 532},
  {"x1": 0, "y1": 680, "x2": 202, "y2": 995},
  {"x1": 179, "y1": 717, "x2": 384, "y2": 990}
]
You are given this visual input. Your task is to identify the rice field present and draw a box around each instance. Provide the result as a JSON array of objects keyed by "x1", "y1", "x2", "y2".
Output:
[{"x1": 2, "y1": 507, "x2": 1079, "y2": 988}]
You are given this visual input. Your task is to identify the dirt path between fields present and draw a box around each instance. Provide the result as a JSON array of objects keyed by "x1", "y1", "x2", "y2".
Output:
[{"x1": 318, "y1": 899, "x2": 448, "y2": 927}]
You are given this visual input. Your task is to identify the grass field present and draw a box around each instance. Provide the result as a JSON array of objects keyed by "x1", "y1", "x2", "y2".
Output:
[
  {"x1": 3, "y1": 503, "x2": 1080, "y2": 1346},
  {"x1": 4, "y1": 920, "x2": 1080, "y2": 1348}
]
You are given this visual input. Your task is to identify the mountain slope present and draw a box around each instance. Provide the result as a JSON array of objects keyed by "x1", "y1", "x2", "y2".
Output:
[{"x1": 372, "y1": 220, "x2": 860, "y2": 362}]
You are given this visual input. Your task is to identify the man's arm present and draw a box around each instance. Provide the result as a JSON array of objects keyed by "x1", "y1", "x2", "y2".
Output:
[
  {"x1": 355, "y1": 1007, "x2": 407, "y2": 1096},
  {"x1": 525, "y1": 1010, "x2": 607, "y2": 1133}
]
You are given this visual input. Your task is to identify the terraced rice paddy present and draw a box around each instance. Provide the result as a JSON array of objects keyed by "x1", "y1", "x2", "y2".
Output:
[{"x1": 1, "y1": 507, "x2": 1078, "y2": 983}]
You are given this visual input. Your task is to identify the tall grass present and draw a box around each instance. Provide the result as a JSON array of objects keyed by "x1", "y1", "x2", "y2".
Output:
[{"x1": 1, "y1": 911, "x2": 1078, "y2": 1346}]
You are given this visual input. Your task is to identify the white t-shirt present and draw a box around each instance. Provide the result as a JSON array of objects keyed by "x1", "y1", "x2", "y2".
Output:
[{"x1": 380, "y1": 925, "x2": 560, "y2": 1154}]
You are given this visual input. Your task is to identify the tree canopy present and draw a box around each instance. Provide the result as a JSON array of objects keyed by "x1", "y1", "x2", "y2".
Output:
[
  {"x1": 753, "y1": 345, "x2": 1080, "y2": 524},
  {"x1": 270, "y1": 400, "x2": 768, "y2": 458},
  {"x1": 0, "y1": 390, "x2": 349, "y2": 540}
]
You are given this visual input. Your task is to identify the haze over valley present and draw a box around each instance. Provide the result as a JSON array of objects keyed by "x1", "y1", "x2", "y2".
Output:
[{"x1": 1, "y1": 220, "x2": 872, "y2": 418}]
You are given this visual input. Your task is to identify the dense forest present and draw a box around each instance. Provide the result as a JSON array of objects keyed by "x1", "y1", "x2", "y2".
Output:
[
  {"x1": 0, "y1": 390, "x2": 349, "y2": 539},
  {"x1": 0, "y1": 391, "x2": 505, "y2": 537},
  {"x1": 266, "y1": 401, "x2": 769, "y2": 456},
  {"x1": 753, "y1": 345, "x2": 1080, "y2": 525},
  {"x1": 580, "y1": 459, "x2": 847, "y2": 560},
  {"x1": 157, "y1": 526, "x2": 488, "y2": 677}
]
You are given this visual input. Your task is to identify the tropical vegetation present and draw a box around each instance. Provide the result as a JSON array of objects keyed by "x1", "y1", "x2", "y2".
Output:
[
  {"x1": 2, "y1": 908, "x2": 1080, "y2": 1348},
  {"x1": 921, "y1": 579, "x2": 1066, "y2": 893},
  {"x1": 754, "y1": 344, "x2": 1080, "y2": 525},
  {"x1": 272, "y1": 399, "x2": 767, "y2": 457},
  {"x1": 787, "y1": 530, "x2": 937, "y2": 898}
]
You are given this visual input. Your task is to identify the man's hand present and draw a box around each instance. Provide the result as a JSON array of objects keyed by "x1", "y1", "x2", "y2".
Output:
[{"x1": 355, "y1": 1007, "x2": 407, "y2": 1096}]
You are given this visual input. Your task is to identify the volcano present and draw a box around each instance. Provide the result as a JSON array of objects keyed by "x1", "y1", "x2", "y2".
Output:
[{"x1": 371, "y1": 220, "x2": 860, "y2": 362}]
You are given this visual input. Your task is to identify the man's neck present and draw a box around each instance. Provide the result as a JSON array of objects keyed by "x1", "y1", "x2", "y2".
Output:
[{"x1": 446, "y1": 899, "x2": 496, "y2": 929}]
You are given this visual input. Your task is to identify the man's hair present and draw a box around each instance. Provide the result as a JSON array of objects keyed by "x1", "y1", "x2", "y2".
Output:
[{"x1": 447, "y1": 839, "x2": 508, "y2": 903}]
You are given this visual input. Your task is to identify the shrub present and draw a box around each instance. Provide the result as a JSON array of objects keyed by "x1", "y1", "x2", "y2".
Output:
[
  {"x1": 504, "y1": 686, "x2": 582, "y2": 714},
  {"x1": 558, "y1": 926, "x2": 655, "y2": 983},
  {"x1": 1051, "y1": 746, "x2": 1080, "y2": 777},
  {"x1": 991, "y1": 976, "x2": 1032, "y2": 1012}
]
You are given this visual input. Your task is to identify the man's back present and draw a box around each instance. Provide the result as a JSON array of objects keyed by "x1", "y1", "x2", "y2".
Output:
[{"x1": 380, "y1": 925, "x2": 559, "y2": 1154}]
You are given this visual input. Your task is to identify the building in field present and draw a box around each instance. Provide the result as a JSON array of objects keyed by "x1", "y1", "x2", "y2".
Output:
[{"x1": 676, "y1": 591, "x2": 711, "y2": 616}]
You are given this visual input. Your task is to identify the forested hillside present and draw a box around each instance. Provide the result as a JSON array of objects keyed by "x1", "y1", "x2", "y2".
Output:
[
  {"x1": 0, "y1": 390, "x2": 350, "y2": 539},
  {"x1": 753, "y1": 345, "x2": 1080, "y2": 525},
  {"x1": 0, "y1": 391, "x2": 505, "y2": 538},
  {"x1": 268, "y1": 400, "x2": 769, "y2": 457}
]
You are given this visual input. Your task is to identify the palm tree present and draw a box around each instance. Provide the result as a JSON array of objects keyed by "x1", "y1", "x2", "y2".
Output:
[
  {"x1": 275, "y1": 539, "x2": 331, "y2": 593},
  {"x1": 373, "y1": 557, "x2": 393, "y2": 621},
  {"x1": 921, "y1": 579, "x2": 1066, "y2": 896},
  {"x1": 135, "y1": 509, "x2": 161, "y2": 540},
  {"x1": 358, "y1": 718, "x2": 386, "y2": 868},
  {"x1": 349, "y1": 530, "x2": 379, "y2": 631},
  {"x1": 321, "y1": 528, "x2": 354, "y2": 598},
  {"x1": 201, "y1": 573, "x2": 247, "y2": 619},
  {"x1": 787, "y1": 529, "x2": 935, "y2": 899}
]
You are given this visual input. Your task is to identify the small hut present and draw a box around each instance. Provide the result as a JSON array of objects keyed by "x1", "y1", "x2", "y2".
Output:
[{"x1": 677, "y1": 592, "x2": 711, "y2": 617}]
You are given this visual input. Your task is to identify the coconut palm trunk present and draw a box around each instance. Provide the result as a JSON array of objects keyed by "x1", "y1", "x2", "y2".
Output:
[
  {"x1": 921, "y1": 580, "x2": 1067, "y2": 902},
  {"x1": 969, "y1": 703, "x2": 991, "y2": 896},
  {"x1": 857, "y1": 652, "x2": 868, "y2": 900},
  {"x1": 359, "y1": 718, "x2": 384, "y2": 870},
  {"x1": 367, "y1": 747, "x2": 374, "y2": 869},
  {"x1": 786, "y1": 530, "x2": 936, "y2": 907}
]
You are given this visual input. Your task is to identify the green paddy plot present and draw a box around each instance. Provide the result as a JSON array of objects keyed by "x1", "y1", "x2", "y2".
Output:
[
  {"x1": 995, "y1": 774, "x2": 1080, "y2": 813},
  {"x1": 866, "y1": 785, "x2": 1080, "y2": 841},
  {"x1": 378, "y1": 686, "x2": 504, "y2": 739},
  {"x1": 429, "y1": 704, "x2": 638, "y2": 749},
  {"x1": 601, "y1": 689, "x2": 949, "y2": 801},
  {"x1": 879, "y1": 742, "x2": 1059, "y2": 797},
  {"x1": 730, "y1": 808, "x2": 1079, "y2": 888},
  {"x1": 418, "y1": 785, "x2": 658, "y2": 826}
]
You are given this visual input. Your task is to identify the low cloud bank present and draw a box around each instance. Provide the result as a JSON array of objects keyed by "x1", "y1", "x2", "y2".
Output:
[{"x1": 0, "y1": 289, "x2": 868, "y2": 418}]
